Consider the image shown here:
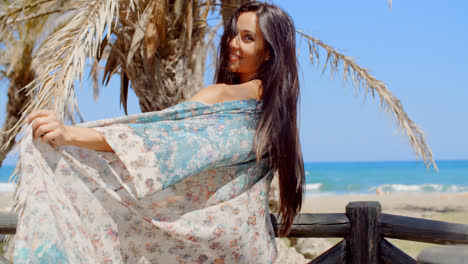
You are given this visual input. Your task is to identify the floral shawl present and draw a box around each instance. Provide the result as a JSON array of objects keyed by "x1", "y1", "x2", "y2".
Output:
[{"x1": 7, "y1": 100, "x2": 277, "y2": 264}]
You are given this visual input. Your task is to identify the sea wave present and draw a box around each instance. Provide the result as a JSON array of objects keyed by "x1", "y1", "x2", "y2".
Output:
[
  {"x1": 0, "y1": 183, "x2": 14, "y2": 194},
  {"x1": 369, "y1": 183, "x2": 468, "y2": 194},
  {"x1": 305, "y1": 183, "x2": 322, "y2": 191}
]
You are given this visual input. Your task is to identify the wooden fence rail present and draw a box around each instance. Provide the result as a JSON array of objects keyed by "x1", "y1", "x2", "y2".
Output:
[
  {"x1": 1, "y1": 201, "x2": 468, "y2": 264},
  {"x1": 0, "y1": 212, "x2": 16, "y2": 235},
  {"x1": 380, "y1": 213, "x2": 468, "y2": 244}
]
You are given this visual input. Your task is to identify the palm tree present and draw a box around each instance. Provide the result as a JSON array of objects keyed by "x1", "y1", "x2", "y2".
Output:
[
  {"x1": 0, "y1": 0, "x2": 435, "y2": 170},
  {"x1": 0, "y1": 22, "x2": 34, "y2": 167},
  {"x1": 0, "y1": 0, "x2": 78, "y2": 167}
]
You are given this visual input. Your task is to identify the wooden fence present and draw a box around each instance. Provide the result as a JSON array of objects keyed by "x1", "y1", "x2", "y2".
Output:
[{"x1": 1, "y1": 201, "x2": 468, "y2": 263}]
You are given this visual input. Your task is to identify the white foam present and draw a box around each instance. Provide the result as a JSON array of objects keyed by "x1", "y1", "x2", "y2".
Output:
[
  {"x1": 304, "y1": 191, "x2": 337, "y2": 197},
  {"x1": 0, "y1": 183, "x2": 14, "y2": 194},
  {"x1": 370, "y1": 183, "x2": 468, "y2": 193},
  {"x1": 306, "y1": 183, "x2": 322, "y2": 191}
]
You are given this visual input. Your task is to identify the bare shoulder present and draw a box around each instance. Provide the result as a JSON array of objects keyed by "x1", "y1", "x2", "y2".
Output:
[
  {"x1": 187, "y1": 81, "x2": 261, "y2": 104},
  {"x1": 187, "y1": 84, "x2": 227, "y2": 104}
]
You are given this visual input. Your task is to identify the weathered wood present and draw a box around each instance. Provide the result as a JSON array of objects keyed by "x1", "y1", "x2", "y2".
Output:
[
  {"x1": 0, "y1": 212, "x2": 16, "y2": 234},
  {"x1": 270, "y1": 213, "x2": 350, "y2": 238},
  {"x1": 417, "y1": 245, "x2": 468, "y2": 264},
  {"x1": 380, "y1": 213, "x2": 468, "y2": 244},
  {"x1": 272, "y1": 213, "x2": 350, "y2": 225},
  {"x1": 381, "y1": 238, "x2": 416, "y2": 264},
  {"x1": 309, "y1": 239, "x2": 346, "y2": 264},
  {"x1": 0, "y1": 254, "x2": 13, "y2": 264},
  {"x1": 346, "y1": 201, "x2": 382, "y2": 264}
]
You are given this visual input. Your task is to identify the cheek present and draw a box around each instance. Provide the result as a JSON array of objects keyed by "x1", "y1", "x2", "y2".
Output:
[
  {"x1": 250, "y1": 54, "x2": 266, "y2": 72},
  {"x1": 243, "y1": 47, "x2": 264, "y2": 69}
]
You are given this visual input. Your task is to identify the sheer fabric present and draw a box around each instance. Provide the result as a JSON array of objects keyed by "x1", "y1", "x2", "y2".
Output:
[{"x1": 9, "y1": 100, "x2": 277, "y2": 263}]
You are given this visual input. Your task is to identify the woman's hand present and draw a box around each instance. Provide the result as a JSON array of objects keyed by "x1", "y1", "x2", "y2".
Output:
[
  {"x1": 26, "y1": 110, "x2": 72, "y2": 146},
  {"x1": 26, "y1": 109, "x2": 114, "y2": 152}
]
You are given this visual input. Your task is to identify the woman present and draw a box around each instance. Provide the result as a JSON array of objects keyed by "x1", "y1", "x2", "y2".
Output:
[{"x1": 14, "y1": 1, "x2": 304, "y2": 263}]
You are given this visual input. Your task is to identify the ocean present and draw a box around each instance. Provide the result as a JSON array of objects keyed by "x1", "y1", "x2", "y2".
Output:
[
  {"x1": 1, "y1": 160, "x2": 467, "y2": 196},
  {"x1": 304, "y1": 160, "x2": 468, "y2": 196}
]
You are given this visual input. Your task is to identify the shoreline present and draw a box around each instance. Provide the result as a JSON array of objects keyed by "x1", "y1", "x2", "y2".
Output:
[
  {"x1": 0, "y1": 192, "x2": 13, "y2": 211},
  {"x1": 302, "y1": 192, "x2": 468, "y2": 216}
]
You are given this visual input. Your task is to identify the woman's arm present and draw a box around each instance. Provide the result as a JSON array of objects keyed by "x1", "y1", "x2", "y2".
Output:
[
  {"x1": 26, "y1": 110, "x2": 114, "y2": 152},
  {"x1": 65, "y1": 126, "x2": 113, "y2": 152},
  {"x1": 26, "y1": 81, "x2": 259, "y2": 153}
]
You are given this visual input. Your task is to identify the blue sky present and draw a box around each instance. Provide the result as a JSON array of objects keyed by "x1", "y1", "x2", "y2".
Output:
[{"x1": 0, "y1": 0, "x2": 467, "y2": 165}]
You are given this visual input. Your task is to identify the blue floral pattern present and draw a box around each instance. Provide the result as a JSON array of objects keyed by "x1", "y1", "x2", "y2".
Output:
[{"x1": 10, "y1": 100, "x2": 278, "y2": 263}]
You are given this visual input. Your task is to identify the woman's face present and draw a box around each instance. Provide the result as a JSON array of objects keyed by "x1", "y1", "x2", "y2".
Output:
[{"x1": 228, "y1": 11, "x2": 269, "y2": 83}]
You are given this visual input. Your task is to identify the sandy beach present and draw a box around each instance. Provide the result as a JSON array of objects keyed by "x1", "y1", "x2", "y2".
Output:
[
  {"x1": 0, "y1": 193, "x2": 12, "y2": 211},
  {"x1": 302, "y1": 192, "x2": 468, "y2": 217}
]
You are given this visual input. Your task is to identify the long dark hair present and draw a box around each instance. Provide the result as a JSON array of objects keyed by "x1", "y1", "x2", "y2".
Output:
[{"x1": 215, "y1": 1, "x2": 305, "y2": 237}]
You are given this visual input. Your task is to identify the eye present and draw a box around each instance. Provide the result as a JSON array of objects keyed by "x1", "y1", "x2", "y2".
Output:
[{"x1": 244, "y1": 34, "x2": 254, "y2": 42}]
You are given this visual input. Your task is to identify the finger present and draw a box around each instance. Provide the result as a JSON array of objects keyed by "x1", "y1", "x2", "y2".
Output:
[
  {"x1": 26, "y1": 110, "x2": 47, "y2": 123},
  {"x1": 34, "y1": 122, "x2": 58, "y2": 139},
  {"x1": 34, "y1": 123, "x2": 57, "y2": 140},
  {"x1": 27, "y1": 110, "x2": 52, "y2": 124},
  {"x1": 42, "y1": 130, "x2": 60, "y2": 143},
  {"x1": 31, "y1": 117, "x2": 54, "y2": 131}
]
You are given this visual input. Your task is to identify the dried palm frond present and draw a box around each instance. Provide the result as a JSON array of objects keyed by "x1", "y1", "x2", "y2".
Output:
[
  {"x1": 0, "y1": 0, "x2": 64, "y2": 29},
  {"x1": 98, "y1": 0, "x2": 218, "y2": 113},
  {"x1": 0, "y1": 0, "x2": 74, "y2": 167},
  {"x1": 297, "y1": 30, "x2": 437, "y2": 171},
  {"x1": 144, "y1": 0, "x2": 167, "y2": 69},
  {"x1": 2, "y1": 0, "x2": 133, "y2": 150},
  {"x1": 126, "y1": 1, "x2": 153, "y2": 68},
  {"x1": 0, "y1": 0, "x2": 78, "y2": 86}
]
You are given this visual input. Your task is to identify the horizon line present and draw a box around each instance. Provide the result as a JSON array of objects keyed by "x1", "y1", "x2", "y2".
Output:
[
  {"x1": 303, "y1": 158, "x2": 468, "y2": 164},
  {"x1": 1, "y1": 158, "x2": 467, "y2": 168}
]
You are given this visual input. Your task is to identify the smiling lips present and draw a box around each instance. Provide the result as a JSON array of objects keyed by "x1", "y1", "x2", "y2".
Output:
[{"x1": 229, "y1": 53, "x2": 240, "y2": 61}]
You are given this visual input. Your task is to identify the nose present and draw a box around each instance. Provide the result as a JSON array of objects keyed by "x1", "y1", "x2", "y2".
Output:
[{"x1": 229, "y1": 35, "x2": 240, "y2": 50}]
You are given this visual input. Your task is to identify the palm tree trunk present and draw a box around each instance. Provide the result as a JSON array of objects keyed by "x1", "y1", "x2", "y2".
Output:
[
  {"x1": 0, "y1": 45, "x2": 34, "y2": 167},
  {"x1": 124, "y1": 39, "x2": 208, "y2": 112},
  {"x1": 0, "y1": 78, "x2": 33, "y2": 167}
]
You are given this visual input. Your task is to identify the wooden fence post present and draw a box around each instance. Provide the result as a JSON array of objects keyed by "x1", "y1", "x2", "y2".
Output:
[{"x1": 346, "y1": 201, "x2": 382, "y2": 264}]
